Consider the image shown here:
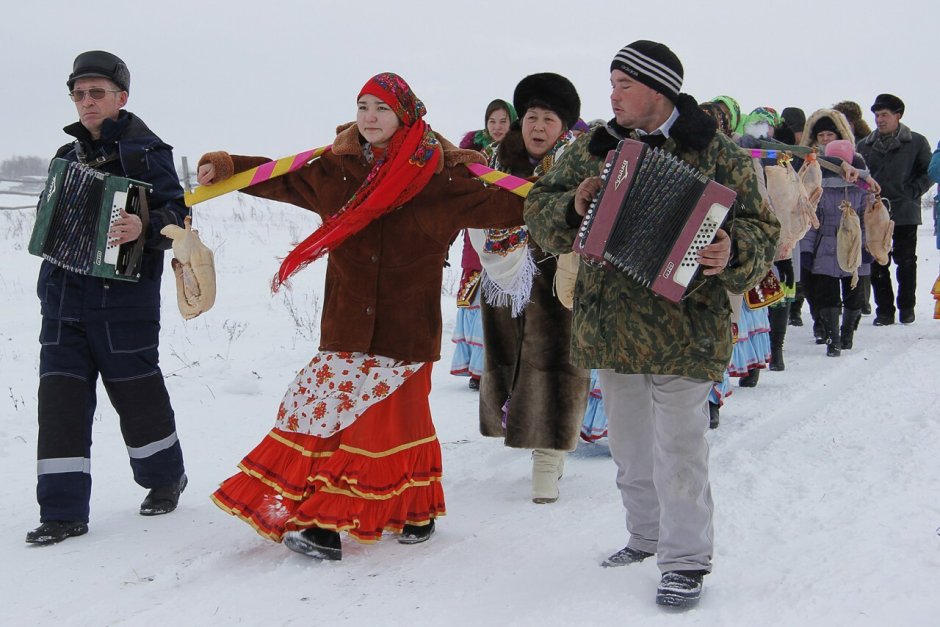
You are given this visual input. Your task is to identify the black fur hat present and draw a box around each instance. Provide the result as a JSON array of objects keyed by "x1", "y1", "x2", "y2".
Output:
[
  {"x1": 513, "y1": 73, "x2": 581, "y2": 129},
  {"x1": 811, "y1": 115, "x2": 842, "y2": 140},
  {"x1": 870, "y1": 93, "x2": 904, "y2": 116},
  {"x1": 781, "y1": 107, "x2": 806, "y2": 133},
  {"x1": 68, "y1": 50, "x2": 131, "y2": 93}
]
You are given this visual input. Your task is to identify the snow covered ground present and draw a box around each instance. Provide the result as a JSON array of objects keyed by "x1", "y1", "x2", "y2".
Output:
[{"x1": 2, "y1": 191, "x2": 938, "y2": 626}]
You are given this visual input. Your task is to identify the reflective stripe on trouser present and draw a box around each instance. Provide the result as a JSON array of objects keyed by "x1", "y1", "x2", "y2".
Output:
[
  {"x1": 597, "y1": 371, "x2": 714, "y2": 573},
  {"x1": 37, "y1": 318, "x2": 185, "y2": 522}
]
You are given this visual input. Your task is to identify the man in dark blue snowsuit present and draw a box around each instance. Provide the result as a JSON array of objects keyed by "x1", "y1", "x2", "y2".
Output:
[{"x1": 27, "y1": 51, "x2": 188, "y2": 546}]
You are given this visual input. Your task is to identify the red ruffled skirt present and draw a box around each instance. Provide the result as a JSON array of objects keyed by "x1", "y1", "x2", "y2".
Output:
[{"x1": 211, "y1": 364, "x2": 445, "y2": 543}]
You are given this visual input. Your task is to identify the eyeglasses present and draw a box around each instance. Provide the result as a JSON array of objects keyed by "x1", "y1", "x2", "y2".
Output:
[{"x1": 68, "y1": 88, "x2": 122, "y2": 102}]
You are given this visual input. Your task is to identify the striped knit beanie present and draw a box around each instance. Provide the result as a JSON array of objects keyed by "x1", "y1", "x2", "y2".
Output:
[{"x1": 610, "y1": 41, "x2": 683, "y2": 104}]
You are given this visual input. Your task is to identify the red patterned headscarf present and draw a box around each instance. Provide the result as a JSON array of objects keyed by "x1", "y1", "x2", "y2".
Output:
[{"x1": 274, "y1": 72, "x2": 442, "y2": 289}]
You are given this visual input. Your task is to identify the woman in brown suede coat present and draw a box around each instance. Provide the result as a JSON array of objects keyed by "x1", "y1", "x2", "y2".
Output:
[{"x1": 198, "y1": 73, "x2": 524, "y2": 561}]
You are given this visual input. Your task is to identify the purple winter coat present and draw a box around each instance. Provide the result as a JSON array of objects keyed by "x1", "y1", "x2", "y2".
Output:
[{"x1": 800, "y1": 155, "x2": 874, "y2": 278}]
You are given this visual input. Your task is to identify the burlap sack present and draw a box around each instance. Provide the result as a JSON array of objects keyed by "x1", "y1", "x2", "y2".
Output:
[
  {"x1": 553, "y1": 252, "x2": 579, "y2": 310},
  {"x1": 160, "y1": 216, "x2": 216, "y2": 320},
  {"x1": 864, "y1": 195, "x2": 894, "y2": 266},
  {"x1": 837, "y1": 200, "x2": 862, "y2": 289}
]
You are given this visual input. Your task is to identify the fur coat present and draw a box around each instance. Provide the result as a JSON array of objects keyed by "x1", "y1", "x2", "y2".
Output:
[{"x1": 478, "y1": 126, "x2": 590, "y2": 451}]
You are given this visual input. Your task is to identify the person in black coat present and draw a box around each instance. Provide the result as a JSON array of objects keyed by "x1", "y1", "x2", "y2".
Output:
[
  {"x1": 26, "y1": 51, "x2": 189, "y2": 546},
  {"x1": 856, "y1": 93, "x2": 932, "y2": 325}
]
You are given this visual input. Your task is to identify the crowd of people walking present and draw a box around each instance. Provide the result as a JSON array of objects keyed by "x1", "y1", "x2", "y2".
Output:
[{"x1": 27, "y1": 41, "x2": 937, "y2": 613}]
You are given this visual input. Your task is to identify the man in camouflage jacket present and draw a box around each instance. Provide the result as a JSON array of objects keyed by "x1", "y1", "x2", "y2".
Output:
[{"x1": 525, "y1": 41, "x2": 779, "y2": 609}]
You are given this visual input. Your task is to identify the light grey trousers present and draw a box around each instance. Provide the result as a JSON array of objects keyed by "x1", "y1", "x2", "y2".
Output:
[{"x1": 597, "y1": 371, "x2": 714, "y2": 573}]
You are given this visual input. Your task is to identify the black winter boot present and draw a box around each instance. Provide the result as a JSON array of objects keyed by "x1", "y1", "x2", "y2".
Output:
[
  {"x1": 398, "y1": 519, "x2": 436, "y2": 544},
  {"x1": 813, "y1": 318, "x2": 826, "y2": 345},
  {"x1": 789, "y1": 295, "x2": 804, "y2": 326},
  {"x1": 708, "y1": 402, "x2": 719, "y2": 429},
  {"x1": 820, "y1": 307, "x2": 842, "y2": 357},
  {"x1": 283, "y1": 527, "x2": 343, "y2": 560},
  {"x1": 26, "y1": 520, "x2": 88, "y2": 545},
  {"x1": 840, "y1": 308, "x2": 862, "y2": 350},
  {"x1": 140, "y1": 474, "x2": 188, "y2": 516},
  {"x1": 738, "y1": 368, "x2": 760, "y2": 387},
  {"x1": 768, "y1": 304, "x2": 789, "y2": 371}
]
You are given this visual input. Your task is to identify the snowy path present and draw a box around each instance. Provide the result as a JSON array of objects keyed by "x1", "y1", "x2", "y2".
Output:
[{"x1": 2, "y1": 198, "x2": 938, "y2": 626}]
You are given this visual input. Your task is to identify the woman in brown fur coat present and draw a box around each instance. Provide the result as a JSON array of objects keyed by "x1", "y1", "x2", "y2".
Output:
[
  {"x1": 197, "y1": 73, "x2": 524, "y2": 561},
  {"x1": 471, "y1": 73, "x2": 590, "y2": 504}
]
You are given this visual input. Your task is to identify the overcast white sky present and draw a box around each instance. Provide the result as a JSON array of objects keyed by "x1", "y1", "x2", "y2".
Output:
[{"x1": 2, "y1": 0, "x2": 937, "y2": 170}]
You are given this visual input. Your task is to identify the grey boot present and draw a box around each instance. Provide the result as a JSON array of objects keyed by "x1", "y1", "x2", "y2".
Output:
[
  {"x1": 840, "y1": 308, "x2": 862, "y2": 350},
  {"x1": 820, "y1": 307, "x2": 842, "y2": 357},
  {"x1": 531, "y1": 449, "x2": 565, "y2": 504}
]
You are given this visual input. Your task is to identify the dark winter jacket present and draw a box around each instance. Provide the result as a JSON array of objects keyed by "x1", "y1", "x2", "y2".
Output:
[
  {"x1": 203, "y1": 123, "x2": 524, "y2": 364},
  {"x1": 37, "y1": 111, "x2": 187, "y2": 321},
  {"x1": 857, "y1": 123, "x2": 931, "y2": 226},
  {"x1": 524, "y1": 94, "x2": 780, "y2": 382}
]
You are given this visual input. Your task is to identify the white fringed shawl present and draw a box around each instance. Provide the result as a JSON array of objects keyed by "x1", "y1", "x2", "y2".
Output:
[{"x1": 469, "y1": 132, "x2": 574, "y2": 317}]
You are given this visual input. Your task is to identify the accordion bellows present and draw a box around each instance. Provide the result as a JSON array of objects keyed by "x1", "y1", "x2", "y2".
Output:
[
  {"x1": 573, "y1": 139, "x2": 736, "y2": 303},
  {"x1": 28, "y1": 158, "x2": 150, "y2": 281}
]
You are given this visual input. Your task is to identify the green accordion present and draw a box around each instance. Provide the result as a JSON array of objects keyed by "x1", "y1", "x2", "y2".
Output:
[{"x1": 29, "y1": 158, "x2": 151, "y2": 281}]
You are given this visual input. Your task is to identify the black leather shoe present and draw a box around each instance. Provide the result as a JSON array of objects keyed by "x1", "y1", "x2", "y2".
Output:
[
  {"x1": 398, "y1": 519, "x2": 435, "y2": 544},
  {"x1": 140, "y1": 474, "x2": 188, "y2": 516},
  {"x1": 468, "y1": 377, "x2": 480, "y2": 391},
  {"x1": 283, "y1": 527, "x2": 343, "y2": 560},
  {"x1": 26, "y1": 520, "x2": 88, "y2": 545},
  {"x1": 873, "y1": 315, "x2": 895, "y2": 326},
  {"x1": 899, "y1": 309, "x2": 915, "y2": 324}
]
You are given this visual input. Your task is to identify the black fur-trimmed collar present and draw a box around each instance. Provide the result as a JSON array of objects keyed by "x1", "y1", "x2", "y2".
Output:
[{"x1": 587, "y1": 93, "x2": 718, "y2": 157}]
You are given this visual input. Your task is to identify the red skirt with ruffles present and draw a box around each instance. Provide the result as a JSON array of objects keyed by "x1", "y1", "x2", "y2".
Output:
[{"x1": 211, "y1": 364, "x2": 445, "y2": 543}]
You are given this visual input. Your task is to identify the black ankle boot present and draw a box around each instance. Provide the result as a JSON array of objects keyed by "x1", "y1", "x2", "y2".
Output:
[
  {"x1": 398, "y1": 519, "x2": 435, "y2": 544},
  {"x1": 768, "y1": 304, "x2": 789, "y2": 371},
  {"x1": 840, "y1": 308, "x2": 862, "y2": 350},
  {"x1": 738, "y1": 368, "x2": 760, "y2": 387},
  {"x1": 820, "y1": 307, "x2": 841, "y2": 357},
  {"x1": 813, "y1": 318, "x2": 827, "y2": 345},
  {"x1": 283, "y1": 527, "x2": 343, "y2": 560}
]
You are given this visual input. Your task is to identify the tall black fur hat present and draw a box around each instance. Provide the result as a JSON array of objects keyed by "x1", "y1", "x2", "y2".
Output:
[
  {"x1": 513, "y1": 73, "x2": 581, "y2": 129},
  {"x1": 68, "y1": 50, "x2": 131, "y2": 93}
]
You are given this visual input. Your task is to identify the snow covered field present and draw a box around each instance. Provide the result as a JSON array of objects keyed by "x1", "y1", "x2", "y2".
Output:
[{"x1": 1, "y1": 191, "x2": 938, "y2": 626}]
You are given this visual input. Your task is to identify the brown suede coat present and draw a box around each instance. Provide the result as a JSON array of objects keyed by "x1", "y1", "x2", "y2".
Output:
[{"x1": 200, "y1": 123, "x2": 524, "y2": 363}]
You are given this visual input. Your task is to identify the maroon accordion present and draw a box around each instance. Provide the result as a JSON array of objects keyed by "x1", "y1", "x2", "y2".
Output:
[{"x1": 573, "y1": 139, "x2": 736, "y2": 303}]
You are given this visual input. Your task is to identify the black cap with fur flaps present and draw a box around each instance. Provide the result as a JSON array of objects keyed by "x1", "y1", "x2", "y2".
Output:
[
  {"x1": 870, "y1": 93, "x2": 904, "y2": 116},
  {"x1": 68, "y1": 50, "x2": 131, "y2": 93},
  {"x1": 512, "y1": 73, "x2": 581, "y2": 129}
]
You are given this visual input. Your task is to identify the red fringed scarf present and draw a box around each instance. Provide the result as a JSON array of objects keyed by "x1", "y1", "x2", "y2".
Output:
[{"x1": 274, "y1": 73, "x2": 441, "y2": 290}]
